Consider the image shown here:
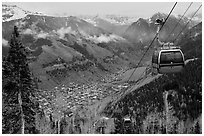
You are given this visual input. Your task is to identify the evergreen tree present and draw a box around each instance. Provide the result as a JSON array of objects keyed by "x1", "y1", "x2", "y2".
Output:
[
  {"x1": 194, "y1": 121, "x2": 201, "y2": 134},
  {"x1": 113, "y1": 113, "x2": 124, "y2": 134},
  {"x1": 2, "y1": 26, "x2": 38, "y2": 134}
]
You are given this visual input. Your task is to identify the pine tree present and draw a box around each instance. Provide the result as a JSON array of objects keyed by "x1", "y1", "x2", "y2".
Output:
[
  {"x1": 2, "y1": 26, "x2": 38, "y2": 134},
  {"x1": 113, "y1": 113, "x2": 124, "y2": 134},
  {"x1": 194, "y1": 121, "x2": 201, "y2": 134}
]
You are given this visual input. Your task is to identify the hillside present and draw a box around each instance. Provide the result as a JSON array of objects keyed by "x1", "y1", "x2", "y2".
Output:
[
  {"x1": 2, "y1": 4, "x2": 202, "y2": 134},
  {"x1": 80, "y1": 15, "x2": 132, "y2": 36},
  {"x1": 178, "y1": 22, "x2": 202, "y2": 59},
  {"x1": 103, "y1": 58, "x2": 201, "y2": 134},
  {"x1": 32, "y1": 21, "x2": 202, "y2": 133},
  {"x1": 100, "y1": 21, "x2": 202, "y2": 134},
  {"x1": 2, "y1": 11, "x2": 139, "y2": 90},
  {"x1": 123, "y1": 12, "x2": 200, "y2": 44}
]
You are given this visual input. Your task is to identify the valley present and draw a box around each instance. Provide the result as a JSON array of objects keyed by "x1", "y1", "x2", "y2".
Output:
[{"x1": 2, "y1": 3, "x2": 202, "y2": 134}]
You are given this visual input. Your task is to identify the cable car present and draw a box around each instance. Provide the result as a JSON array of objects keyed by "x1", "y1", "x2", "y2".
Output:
[
  {"x1": 152, "y1": 46, "x2": 185, "y2": 74},
  {"x1": 151, "y1": 18, "x2": 185, "y2": 75},
  {"x1": 123, "y1": 116, "x2": 132, "y2": 133},
  {"x1": 124, "y1": 117, "x2": 131, "y2": 124}
]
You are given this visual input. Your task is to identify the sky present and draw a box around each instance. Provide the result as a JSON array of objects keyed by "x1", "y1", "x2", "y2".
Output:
[{"x1": 2, "y1": 2, "x2": 202, "y2": 18}]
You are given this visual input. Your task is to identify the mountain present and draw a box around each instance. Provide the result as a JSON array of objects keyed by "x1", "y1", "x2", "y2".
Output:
[
  {"x1": 81, "y1": 14, "x2": 137, "y2": 26},
  {"x1": 123, "y1": 12, "x2": 201, "y2": 44},
  {"x1": 2, "y1": 4, "x2": 43, "y2": 22},
  {"x1": 187, "y1": 12, "x2": 202, "y2": 22},
  {"x1": 2, "y1": 4, "x2": 202, "y2": 134},
  {"x1": 101, "y1": 21, "x2": 202, "y2": 134},
  {"x1": 178, "y1": 22, "x2": 202, "y2": 59},
  {"x1": 123, "y1": 17, "x2": 155, "y2": 43},
  {"x1": 102, "y1": 58, "x2": 202, "y2": 133},
  {"x1": 2, "y1": 5, "x2": 139, "y2": 90},
  {"x1": 3, "y1": 5, "x2": 201, "y2": 90},
  {"x1": 80, "y1": 15, "x2": 137, "y2": 36}
]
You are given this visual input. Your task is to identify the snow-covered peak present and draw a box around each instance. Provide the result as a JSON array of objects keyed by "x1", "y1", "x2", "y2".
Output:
[
  {"x1": 2, "y1": 4, "x2": 43, "y2": 22},
  {"x1": 82, "y1": 18, "x2": 98, "y2": 26},
  {"x1": 190, "y1": 15, "x2": 202, "y2": 23},
  {"x1": 187, "y1": 12, "x2": 202, "y2": 22},
  {"x1": 79, "y1": 14, "x2": 138, "y2": 26},
  {"x1": 100, "y1": 15, "x2": 138, "y2": 25}
]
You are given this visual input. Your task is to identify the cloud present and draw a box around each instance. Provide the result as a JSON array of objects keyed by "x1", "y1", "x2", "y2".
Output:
[
  {"x1": 79, "y1": 29, "x2": 125, "y2": 43},
  {"x1": 22, "y1": 29, "x2": 49, "y2": 39},
  {"x1": 2, "y1": 38, "x2": 9, "y2": 46},
  {"x1": 22, "y1": 28, "x2": 34, "y2": 35},
  {"x1": 56, "y1": 27, "x2": 76, "y2": 39},
  {"x1": 37, "y1": 32, "x2": 49, "y2": 39},
  {"x1": 88, "y1": 34, "x2": 125, "y2": 43}
]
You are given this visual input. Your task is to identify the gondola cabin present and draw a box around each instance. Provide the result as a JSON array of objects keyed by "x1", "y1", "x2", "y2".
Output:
[
  {"x1": 123, "y1": 117, "x2": 132, "y2": 128},
  {"x1": 152, "y1": 46, "x2": 185, "y2": 74}
]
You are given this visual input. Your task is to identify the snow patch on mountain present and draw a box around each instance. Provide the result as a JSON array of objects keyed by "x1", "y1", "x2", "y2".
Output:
[
  {"x1": 2, "y1": 4, "x2": 28, "y2": 22},
  {"x1": 101, "y1": 15, "x2": 138, "y2": 25},
  {"x1": 80, "y1": 15, "x2": 138, "y2": 26},
  {"x1": 187, "y1": 12, "x2": 202, "y2": 22},
  {"x1": 83, "y1": 18, "x2": 97, "y2": 26},
  {"x1": 191, "y1": 16, "x2": 202, "y2": 22},
  {"x1": 2, "y1": 4, "x2": 43, "y2": 22},
  {"x1": 148, "y1": 18, "x2": 153, "y2": 24}
]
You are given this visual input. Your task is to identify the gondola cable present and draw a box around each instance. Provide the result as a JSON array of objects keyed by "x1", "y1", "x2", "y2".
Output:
[
  {"x1": 173, "y1": 4, "x2": 202, "y2": 44},
  {"x1": 126, "y1": 2, "x2": 178, "y2": 82},
  {"x1": 152, "y1": 4, "x2": 202, "y2": 75},
  {"x1": 165, "y1": 2, "x2": 193, "y2": 42}
]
